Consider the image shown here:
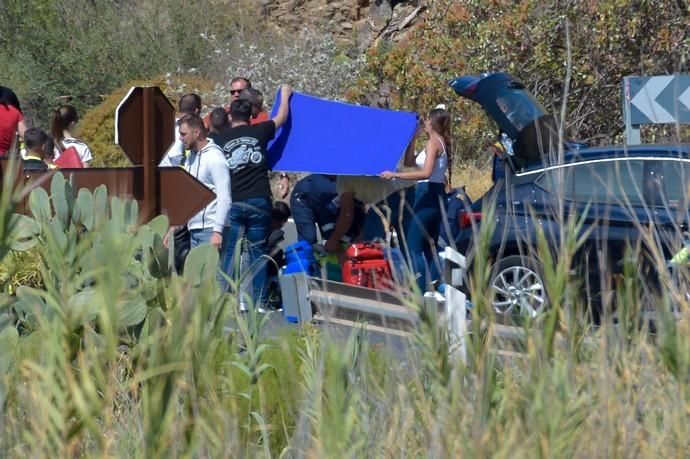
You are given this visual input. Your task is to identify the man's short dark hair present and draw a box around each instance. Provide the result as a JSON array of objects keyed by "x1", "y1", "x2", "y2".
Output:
[
  {"x1": 179, "y1": 114, "x2": 207, "y2": 135},
  {"x1": 239, "y1": 88, "x2": 263, "y2": 109},
  {"x1": 230, "y1": 99, "x2": 252, "y2": 123},
  {"x1": 272, "y1": 200, "x2": 291, "y2": 221},
  {"x1": 24, "y1": 127, "x2": 49, "y2": 152},
  {"x1": 210, "y1": 107, "x2": 230, "y2": 132},
  {"x1": 231, "y1": 77, "x2": 251, "y2": 88},
  {"x1": 179, "y1": 93, "x2": 202, "y2": 115}
]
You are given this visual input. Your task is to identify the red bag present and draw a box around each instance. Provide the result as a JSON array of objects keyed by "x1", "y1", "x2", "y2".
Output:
[
  {"x1": 345, "y1": 242, "x2": 385, "y2": 260},
  {"x1": 342, "y1": 242, "x2": 393, "y2": 290},
  {"x1": 342, "y1": 259, "x2": 393, "y2": 290},
  {"x1": 54, "y1": 146, "x2": 84, "y2": 168}
]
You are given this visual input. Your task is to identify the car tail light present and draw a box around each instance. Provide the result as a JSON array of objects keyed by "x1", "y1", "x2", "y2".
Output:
[{"x1": 459, "y1": 211, "x2": 482, "y2": 230}]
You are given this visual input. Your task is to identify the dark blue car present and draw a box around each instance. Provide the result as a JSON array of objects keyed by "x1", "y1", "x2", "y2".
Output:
[{"x1": 450, "y1": 73, "x2": 690, "y2": 320}]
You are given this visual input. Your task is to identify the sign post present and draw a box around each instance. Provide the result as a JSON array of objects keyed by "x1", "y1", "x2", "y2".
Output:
[
  {"x1": 115, "y1": 86, "x2": 175, "y2": 222},
  {"x1": 1, "y1": 87, "x2": 215, "y2": 226},
  {"x1": 623, "y1": 75, "x2": 690, "y2": 145}
]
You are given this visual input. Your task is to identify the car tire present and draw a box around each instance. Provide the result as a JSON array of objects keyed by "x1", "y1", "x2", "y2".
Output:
[{"x1": 489, "y1": 255, "x2": 547, "y2": 318}]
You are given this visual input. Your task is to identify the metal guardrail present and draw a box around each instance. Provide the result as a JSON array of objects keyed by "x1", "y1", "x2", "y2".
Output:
[
  {"x1": 280, "y1": 246, "x2": 472, "y2": 363},
  {"x1": 278, "y1": 246, "x2": 553, "y2": 364}
]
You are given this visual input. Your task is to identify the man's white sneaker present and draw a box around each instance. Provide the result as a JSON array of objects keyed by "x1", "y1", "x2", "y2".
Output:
[{"x1": 239, "y1": 303, "x2": 248, "y2": 313}]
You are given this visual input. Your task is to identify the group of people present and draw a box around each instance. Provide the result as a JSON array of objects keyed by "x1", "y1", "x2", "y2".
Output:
[
  {"x1": 0, "y1": 86, "x2": 94, "y2": 169},
  {"x1": 3, "y1": 79, "x2": 469, "y2": 310},
  {"x1": 159, "y1": 77, "x2": 292, "y2": 312},
  {"x1": 160, "y1": 80, "x2": 465, "y2": 309}
]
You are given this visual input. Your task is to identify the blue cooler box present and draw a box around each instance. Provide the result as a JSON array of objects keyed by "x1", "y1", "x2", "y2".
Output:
[{"x1": 283, "y1": 241, "x2": 317, "y2": 275}]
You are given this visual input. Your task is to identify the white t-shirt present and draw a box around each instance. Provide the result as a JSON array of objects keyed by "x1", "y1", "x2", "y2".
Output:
[
  {"x1": 414, "y1": 136, "x2": 447, "y2": 184},
  {"x1": 54, "y1": 137, "x2": 93, "y2": 164}
]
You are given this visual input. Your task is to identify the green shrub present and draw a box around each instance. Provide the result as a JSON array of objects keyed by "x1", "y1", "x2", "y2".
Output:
[
  {"x1": 0, "y1": 0, "x2": 261, "y2": 127},
  {"x1": 351, "y1": 0, "x2": 690, "y2": 172}
]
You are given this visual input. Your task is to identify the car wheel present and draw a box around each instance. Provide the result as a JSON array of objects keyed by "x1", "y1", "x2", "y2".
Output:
[{"x1": 489, "y1": 255, "x2": 547, "y2": 317}]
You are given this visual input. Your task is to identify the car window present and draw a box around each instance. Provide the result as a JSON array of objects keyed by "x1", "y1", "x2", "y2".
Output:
[
  {"x1": 534, "y1": 167, "x2": 572, "y2": 196},
  {"x1": 567, "y1": 160, "x2": 645, "y2": 205},
  {"x1": 537, "y1": 161, "x2": 644, "y2": 205},
  {"x1": 495, "y1": 88, "x2": 546, "y2": 132},
  {"x1": 658, "y1": 161, "x2": 690, "y2": 209},
  {"x1": 536, "y1": 158, "x2": 690, "y2": 209}
]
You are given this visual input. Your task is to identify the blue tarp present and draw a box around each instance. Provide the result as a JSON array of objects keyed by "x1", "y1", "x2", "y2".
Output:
[{"x1": 267, "y1": 90, "x2": 418, "y2": 175}]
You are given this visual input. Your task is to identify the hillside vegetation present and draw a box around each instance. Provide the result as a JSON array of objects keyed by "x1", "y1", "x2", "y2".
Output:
[
  {"x1": 1, "y1": 2, "x2": 690, "y2": 455},
  {"x1": 352, "y1": 0, "x2": 690, "y2": 167},
  {"x1": 2, "y1": 0, "x2": 688, "y2": 174}
]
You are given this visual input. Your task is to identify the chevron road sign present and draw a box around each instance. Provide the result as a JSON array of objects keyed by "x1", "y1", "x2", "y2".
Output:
[{"x1": 623, "y1": 75, "x2": 690, "y2": 144}]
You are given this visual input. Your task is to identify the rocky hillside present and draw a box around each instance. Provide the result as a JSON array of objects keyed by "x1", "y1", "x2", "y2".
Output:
[{"x1": 261, "y1": 0, "x2": 426, "y2": 53}]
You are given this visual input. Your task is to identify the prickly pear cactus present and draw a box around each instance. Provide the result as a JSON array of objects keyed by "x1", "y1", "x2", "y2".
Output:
[{"x1": 8, "y1": 173, "x2": 172, "y2": 334}]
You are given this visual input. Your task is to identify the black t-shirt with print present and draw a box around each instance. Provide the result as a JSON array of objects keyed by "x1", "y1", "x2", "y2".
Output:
[{"x1": 217, "y1": 121, "x2": 275, "y2": 202}]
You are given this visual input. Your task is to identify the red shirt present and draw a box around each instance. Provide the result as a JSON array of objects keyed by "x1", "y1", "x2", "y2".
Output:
[
  {"x1": 0, "y1": 105, "x2": 23, "y2": 156},
  {"x1": 250, "y1": 111, "x2": 270, "y2": 125}
]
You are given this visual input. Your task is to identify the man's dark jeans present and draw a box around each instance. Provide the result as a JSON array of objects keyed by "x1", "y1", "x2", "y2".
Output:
[
  {"x1": 220, "y1": 197, "x2": 272, "y2": 308},
  {"x1": 291, "y1": 193, "x2": 338, "y2": 244}
]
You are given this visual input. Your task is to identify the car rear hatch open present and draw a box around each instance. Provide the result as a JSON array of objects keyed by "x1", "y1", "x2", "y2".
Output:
[{"x1": 450, "y1": 72, "x2": 564, "y2": 171}]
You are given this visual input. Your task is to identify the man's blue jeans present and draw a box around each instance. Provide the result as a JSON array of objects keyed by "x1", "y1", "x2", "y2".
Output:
[
  {"x1": 291, "y1": 174, "x2": 339, "y2": 244},
  {"x1": 220, "y1": 197, "x2": 272, "y2": 308},
  {"x1": 189, "y1": 227, "x2": 216, "y2": 248}
]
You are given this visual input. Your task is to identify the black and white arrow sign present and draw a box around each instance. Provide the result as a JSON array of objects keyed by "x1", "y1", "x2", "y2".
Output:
[{"x1": 624, "y1": 75, "x2": 690, "y2": 125}]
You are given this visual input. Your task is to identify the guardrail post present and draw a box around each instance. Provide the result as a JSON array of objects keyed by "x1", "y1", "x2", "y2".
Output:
[{"x1": 442, "y1": 246, "x2": 468, "y2": 364}]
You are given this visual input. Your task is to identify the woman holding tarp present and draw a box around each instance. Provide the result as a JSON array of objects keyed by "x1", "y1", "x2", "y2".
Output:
[{"x1": 380, "y1": 104, "x2": 450, "y2": 294}]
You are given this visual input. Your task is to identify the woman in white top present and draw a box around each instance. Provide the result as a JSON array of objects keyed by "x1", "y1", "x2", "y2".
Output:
[
  {"x1": 51, "y1": 105, "x2": 93, "y2": 167},
  {"x1": 381, "y1": 105, "x2": 451, "y2": 293}
]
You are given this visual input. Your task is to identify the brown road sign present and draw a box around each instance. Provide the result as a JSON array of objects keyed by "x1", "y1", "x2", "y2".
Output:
[
  {"x1": 115, "y1": 86, "x2": 175, "y2": 165},
  {"x1": 115, "y1": 86, "x2": 175, "y2": 222},
  {"x1": 159, "y1": 168, "x2": 216, "y2": 225}
]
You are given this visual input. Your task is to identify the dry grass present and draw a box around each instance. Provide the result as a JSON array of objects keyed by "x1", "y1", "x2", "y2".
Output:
[{"x1": 453, "y1": 163, "x2": 494, "y2": 201}]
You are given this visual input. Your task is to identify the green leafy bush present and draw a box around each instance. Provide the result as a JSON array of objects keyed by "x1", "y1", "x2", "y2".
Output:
[
  {"x1": 351, "y1": 0, "x2": 690, "y2": 172},
  {"x1": 0, "y1": 0, "x2": 261, "y2": 126}
]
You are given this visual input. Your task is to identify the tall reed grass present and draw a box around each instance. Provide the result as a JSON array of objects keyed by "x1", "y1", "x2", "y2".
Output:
[{"x1": 0, "y1": 170, "x2": 688, "y2": 458}]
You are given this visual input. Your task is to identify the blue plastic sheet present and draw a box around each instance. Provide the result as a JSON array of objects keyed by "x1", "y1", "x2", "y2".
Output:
[{"x1": 267, "y1": 90, "x2": 418, "y2": 175}]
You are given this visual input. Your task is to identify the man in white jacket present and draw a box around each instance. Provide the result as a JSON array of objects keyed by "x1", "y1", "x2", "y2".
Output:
[{"x1": 166, "y1": 114, "x2": 231, "y2": 250}]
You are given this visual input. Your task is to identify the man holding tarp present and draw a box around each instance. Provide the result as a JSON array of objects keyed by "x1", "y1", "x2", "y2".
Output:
[{"x1": 218, "y1": 84, "x2": 293, "y2": 312}]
